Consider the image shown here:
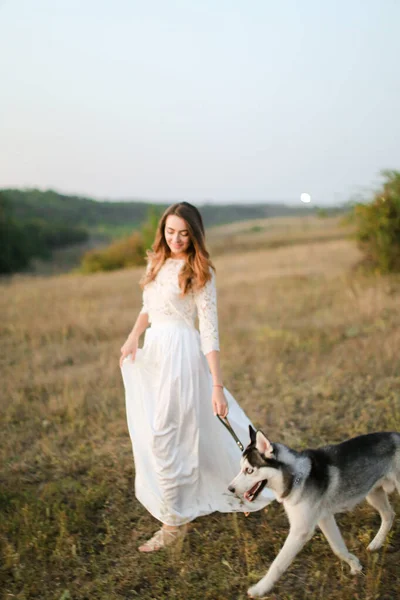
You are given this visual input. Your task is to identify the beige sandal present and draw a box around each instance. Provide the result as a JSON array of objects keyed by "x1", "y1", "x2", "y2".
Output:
[{"x1": 138, "y1": 526, "x2": 186, "y2": 552}]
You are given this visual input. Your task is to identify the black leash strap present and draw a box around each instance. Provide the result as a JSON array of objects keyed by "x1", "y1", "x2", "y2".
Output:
[{"x1": 217, "y1": 415, "x2": 244, "y2": 452}]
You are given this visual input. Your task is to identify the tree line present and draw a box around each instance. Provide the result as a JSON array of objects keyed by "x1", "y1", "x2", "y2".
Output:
[{"x1": 0, "y1": 192, "x2": 88, "y2": 274}]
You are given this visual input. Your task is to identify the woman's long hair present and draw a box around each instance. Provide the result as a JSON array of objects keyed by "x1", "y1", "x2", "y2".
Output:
[{"x1": 140, "y1": 202, "x2": 215, "y2": 294}]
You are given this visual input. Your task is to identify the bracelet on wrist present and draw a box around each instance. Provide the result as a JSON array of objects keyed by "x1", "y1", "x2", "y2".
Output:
[{"x1": 213, "y1": 384, "x2": 224, "y2": 388}]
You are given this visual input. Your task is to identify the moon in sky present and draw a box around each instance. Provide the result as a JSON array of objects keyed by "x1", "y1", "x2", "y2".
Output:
[{"x1": 300, "y1": 193, "x2": 311, "y2": 203}]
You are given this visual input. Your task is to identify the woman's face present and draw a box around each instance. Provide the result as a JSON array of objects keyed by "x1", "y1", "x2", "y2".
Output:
[{"x1": 164, "y1": 214, "x2": 191, "y2": 258}]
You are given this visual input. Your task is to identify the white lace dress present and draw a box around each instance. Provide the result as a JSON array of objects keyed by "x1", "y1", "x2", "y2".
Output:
[{"x1": 120, "y1": 258, "x2": 274, "y2": 525}]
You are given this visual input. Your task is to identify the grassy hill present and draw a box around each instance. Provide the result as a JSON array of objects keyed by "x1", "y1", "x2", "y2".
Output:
[
  {"x1": 1, "y1": 187, "x2": 352, "y2": 276},
  {"x1": 1, "y1": 215, "x2": 399, "y2": 599},
  {"x1": 2, "y1": 188, "x2": 344, "y2": 239},
  {"x1": 1, "y1": 188, "x2": 153, "y2": 239},
  {"x1": 207, "y1": 213, "x2": 354, "y2": 256}
]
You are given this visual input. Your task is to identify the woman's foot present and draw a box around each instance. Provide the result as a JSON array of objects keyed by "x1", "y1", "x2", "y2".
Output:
[{"x1": 138, "y1": 525, "x2": 186, "y2": 552}]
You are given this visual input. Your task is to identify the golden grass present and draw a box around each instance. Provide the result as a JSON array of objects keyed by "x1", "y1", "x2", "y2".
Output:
[
  {"x1": 1, "y1": 216, "x2": 400, "y2": 599},
  {"x1": 207, "y1": 214, "x2": 354, "y2": 256}
]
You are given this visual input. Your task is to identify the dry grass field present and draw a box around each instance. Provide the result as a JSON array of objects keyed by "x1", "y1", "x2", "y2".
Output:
[
  {"x1": 207, "y1": 214, "x2": 351, "y2": 256},
  {"x1": 1, "y1": 215, "x2": 400, "y2": 600}
]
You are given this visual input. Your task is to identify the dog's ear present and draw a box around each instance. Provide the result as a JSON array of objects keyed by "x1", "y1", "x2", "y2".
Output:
[
  {"x1": 249, "y1": 425, "x2": 257, "y2": 444},
  {"x1": 256, "y1": 430, "x2": 274, "y2": 457}
]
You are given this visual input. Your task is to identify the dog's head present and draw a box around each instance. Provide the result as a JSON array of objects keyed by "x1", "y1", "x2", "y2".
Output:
[{"x1": 228, "y1": 425, "x2": 290, "y2": 502}]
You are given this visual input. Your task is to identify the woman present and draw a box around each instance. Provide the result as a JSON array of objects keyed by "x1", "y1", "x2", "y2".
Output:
[{"x1": 120, "y1": 202, "x2": 274, "y2": 552}]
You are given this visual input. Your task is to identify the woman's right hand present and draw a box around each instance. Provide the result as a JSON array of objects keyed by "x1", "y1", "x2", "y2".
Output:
[{"x1": 119, "y1": 334, "x2": 139, "y2": 367}]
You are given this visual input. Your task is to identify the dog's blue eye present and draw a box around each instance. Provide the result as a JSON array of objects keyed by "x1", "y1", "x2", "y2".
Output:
[{"x1": 246, "y1": 467, "x2": 254, "y2": 474}]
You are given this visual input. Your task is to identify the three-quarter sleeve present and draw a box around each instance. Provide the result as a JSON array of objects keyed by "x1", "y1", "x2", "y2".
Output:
[{"x1": 194, "y1": 269, "x2": 220, "y2": 355}]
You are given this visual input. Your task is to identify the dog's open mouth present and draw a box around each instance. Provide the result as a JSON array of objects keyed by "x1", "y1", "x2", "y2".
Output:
[{"x1": 244, "y1": 480, "x2": 267, "y2": 502}]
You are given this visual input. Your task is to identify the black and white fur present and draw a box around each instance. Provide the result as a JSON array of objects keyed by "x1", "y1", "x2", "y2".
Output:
[{"x1": 228, "y1": 426, "x2": 400, "y2": 598}]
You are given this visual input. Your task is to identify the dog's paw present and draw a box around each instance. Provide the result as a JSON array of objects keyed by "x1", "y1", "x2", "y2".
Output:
[
  {"x1": 367, "y1": 537, "x2": 383, "y2": 552},
  {"x1": 247, "y1": 583, "x2": 270, "y2": 598},
  {"x1": 348, "y1": 554, "x2": 363, "y2": 575}
]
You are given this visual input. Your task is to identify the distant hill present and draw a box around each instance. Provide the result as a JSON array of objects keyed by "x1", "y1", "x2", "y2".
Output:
[
  {"x1": 0, "y1": 188, "x2": 348, "y2": 275},
  {"x1": 1, "y1": 189, "x2": 152, "y2": 238},
  {"x1": 1, "y1": 188, "x2": 344, "y2": 238}
]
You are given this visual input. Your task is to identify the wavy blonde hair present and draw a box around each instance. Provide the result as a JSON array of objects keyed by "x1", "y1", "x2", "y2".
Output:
[{"x1": 140, "y1": 202, "x2": 215, "y2": 294}]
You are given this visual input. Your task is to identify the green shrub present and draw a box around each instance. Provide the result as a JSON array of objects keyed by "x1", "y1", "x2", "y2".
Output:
[
  {"x1": 353, "y1": 169, "x2": 400, "y2": 274},
  {"x1": 79, "y1": 206, "x2": 161, "y2": 273},
  {"x1": 80, "y1": 232, "x2": 145, "y2": 273},
  {"x1": 141, "y1": 206, "x2": 161, "y2": 252}
]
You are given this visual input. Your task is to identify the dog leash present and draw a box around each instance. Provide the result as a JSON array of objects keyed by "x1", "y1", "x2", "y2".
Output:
[
  {"x1": 217, "y1": 415, "x2": 251, "y2": 517},
  {"x1": 217, "y1": 415, "x2": 244, "y2": 452}
]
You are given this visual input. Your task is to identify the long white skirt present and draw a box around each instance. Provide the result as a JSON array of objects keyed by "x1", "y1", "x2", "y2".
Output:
[{"x1": 120, "y1": 318, "x2": 275, "y2": 526}]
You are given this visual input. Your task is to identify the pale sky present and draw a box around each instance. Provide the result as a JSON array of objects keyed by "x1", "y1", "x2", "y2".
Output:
[{"x1": 1, "y1": 0, "x2": 399, "y2": 205}]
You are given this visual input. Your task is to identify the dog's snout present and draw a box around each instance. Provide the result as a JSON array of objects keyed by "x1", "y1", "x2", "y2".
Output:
[{"x1": 228, "y1": 485, "x2": 235, "y2": 494}]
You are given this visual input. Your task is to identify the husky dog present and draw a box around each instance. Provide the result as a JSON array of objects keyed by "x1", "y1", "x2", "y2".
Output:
[{"x1": 228, "y1": 426, "x2": 400, "y2": 598}]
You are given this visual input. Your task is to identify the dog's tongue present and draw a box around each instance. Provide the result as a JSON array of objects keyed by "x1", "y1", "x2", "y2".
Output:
[{"x1": 244, "y1": 482, "x2": 260, "y2": 502}]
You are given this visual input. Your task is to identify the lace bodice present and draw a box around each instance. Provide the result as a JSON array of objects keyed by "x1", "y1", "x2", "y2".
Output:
[{"x1": 140, "y1": 258, "x2": 220, "y2": 355}]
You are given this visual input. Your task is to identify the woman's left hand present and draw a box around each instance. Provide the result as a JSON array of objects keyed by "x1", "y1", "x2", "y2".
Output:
[{"x1": 212, "y1": 387, "x2": 228, "y2": 417}]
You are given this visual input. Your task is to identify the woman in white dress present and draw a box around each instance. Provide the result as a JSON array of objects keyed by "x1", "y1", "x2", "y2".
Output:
[{"x1": 119, "y1": 202, "x2": 274, "y2": 552}]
